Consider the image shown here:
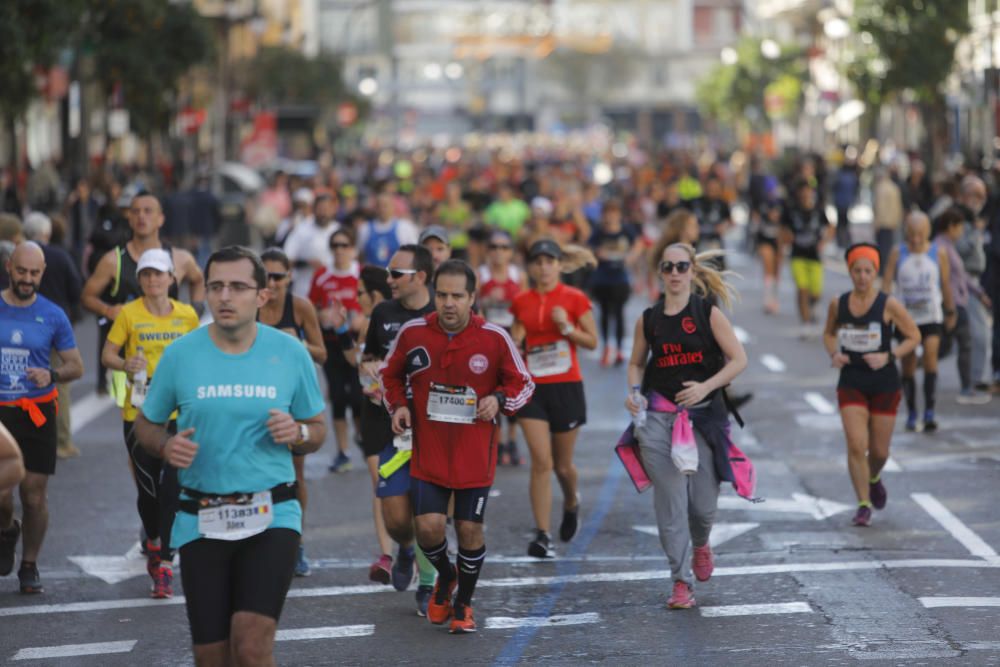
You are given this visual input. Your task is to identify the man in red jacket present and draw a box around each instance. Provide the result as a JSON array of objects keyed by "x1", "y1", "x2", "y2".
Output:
[{"x1": 383, "y1": 259, "x2": 533, "y2": 634}]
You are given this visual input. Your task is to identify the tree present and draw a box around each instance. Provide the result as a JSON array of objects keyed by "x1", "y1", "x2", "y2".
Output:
[
  {"x1": 80, "y1": 0, "x2": 214, "y2": 137},
  {"x1": 851, "y1": 0, "x2": 971, "y2": 165},
  {"x1": 0, "y1": 0, "x2": 83, "y2": 164},
  {"x1": 696, "y1": 38, "x2": 808, "y2": 131},
  {"x1": 236, "y1": 47, "x2": 358, "y2": 110}
]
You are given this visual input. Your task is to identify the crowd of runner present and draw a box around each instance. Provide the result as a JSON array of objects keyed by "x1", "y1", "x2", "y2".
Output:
[{"x1": 0, "y1": 146, "x2": 998, "y2": 660}]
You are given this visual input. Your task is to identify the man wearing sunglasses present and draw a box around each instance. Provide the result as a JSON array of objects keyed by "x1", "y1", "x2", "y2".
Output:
[{"x1": 360, "y1": 244, "x2": 438, "y2": 613}]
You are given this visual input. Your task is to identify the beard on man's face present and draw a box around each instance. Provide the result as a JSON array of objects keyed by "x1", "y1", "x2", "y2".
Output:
[{"x1": 13, "y1": 281, "x2": 37, "y2": 299}]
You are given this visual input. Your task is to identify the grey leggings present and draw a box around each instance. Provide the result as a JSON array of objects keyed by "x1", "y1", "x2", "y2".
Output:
[{"x1": 636, "y1": 411, "x2": 720, "y2": 585}]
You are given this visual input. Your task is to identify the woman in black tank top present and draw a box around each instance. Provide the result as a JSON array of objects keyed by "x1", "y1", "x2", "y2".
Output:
[
  {"x1": 258, "y1": 247, "x2": 327, "y2": 577},
  {"x1": 823, "y1": 243, "x2": 920, "y2": 527},
  {"x1": 624, "y1": 242, "x2": 748, "y2": 610}
]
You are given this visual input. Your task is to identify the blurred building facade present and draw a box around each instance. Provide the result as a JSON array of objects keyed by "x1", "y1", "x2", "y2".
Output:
[{"x1": 320, "y1": 0, "x2": 745, "y2": 144}]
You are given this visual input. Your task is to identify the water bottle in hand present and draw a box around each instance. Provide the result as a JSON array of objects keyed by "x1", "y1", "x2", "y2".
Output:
[
  {"x1": 631, "y1": 388, "x2": 648, "y2": 428},
  {"x1": 130, "y1": 347, "x2": 147, "y2": 408}
]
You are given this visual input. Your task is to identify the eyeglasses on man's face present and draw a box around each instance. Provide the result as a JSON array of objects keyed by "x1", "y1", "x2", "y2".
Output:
[
  {"x1": 387, "y1": 268, "x2": 417, "y2": 280},
  {"x1": 206, "y1": 281, "x2": 259, "y2": 295}
]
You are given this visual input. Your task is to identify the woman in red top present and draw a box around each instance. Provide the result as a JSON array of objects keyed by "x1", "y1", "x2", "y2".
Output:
[
  {"x1": 511, "y1": 239, "x2": 598, "y2": 559},
  {"x1": 478, "y1": 229, "x2": 526, "y2": 464},
  {"x1": 309, "y1": 227, "x2": 362, "y2": 473}
]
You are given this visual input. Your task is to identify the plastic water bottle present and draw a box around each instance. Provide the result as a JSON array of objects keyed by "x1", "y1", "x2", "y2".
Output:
[
  {"x1": 130, "y1": 347, "x2": 147, "y2": 408},
  {"x1": 631, "y1": 388, "x2": 647, "y2": 428}
]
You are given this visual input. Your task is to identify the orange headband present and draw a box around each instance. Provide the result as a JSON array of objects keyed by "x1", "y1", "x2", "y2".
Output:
[{"x1": 846, "y1": 245, "x2": 880, "y2": 272}]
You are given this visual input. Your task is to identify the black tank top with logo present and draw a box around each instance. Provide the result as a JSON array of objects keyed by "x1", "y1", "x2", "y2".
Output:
[
  {"x1": 642, "y1": 299, "x2": 722, "y2": 402},
  {"x1": 835, "y1": 291, "x2": 899, "y2": 392},
  {"x1": 102, "y1": 242, "x2": 178, "y2": 305},
  {"x1": 258, "y1": 293, "x2": 304, "y2": 340}
]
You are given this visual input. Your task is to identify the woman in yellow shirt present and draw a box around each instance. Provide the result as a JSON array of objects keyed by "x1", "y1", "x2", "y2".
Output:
[{"x1": 102, "y1": 249, "x2": 199, "y2": 600}]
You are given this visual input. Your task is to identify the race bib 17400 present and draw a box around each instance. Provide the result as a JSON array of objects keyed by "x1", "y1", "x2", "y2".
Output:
[{"x1": 427, "y1": 383, "x2": 477, "y2": 424}]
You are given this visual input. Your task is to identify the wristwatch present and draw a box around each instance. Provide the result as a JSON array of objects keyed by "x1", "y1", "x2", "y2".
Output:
[
  {"x1": 49, "y1": 369, "x2": 60, "y2": 385},
  {"x1": 294, "y1": 423, "x2": 309, "y2": 446}
]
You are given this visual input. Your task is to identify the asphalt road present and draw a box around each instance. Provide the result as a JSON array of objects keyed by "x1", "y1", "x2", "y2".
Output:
[{"x1": 2, "y1": 248, "x2": 999, "y2": 666}]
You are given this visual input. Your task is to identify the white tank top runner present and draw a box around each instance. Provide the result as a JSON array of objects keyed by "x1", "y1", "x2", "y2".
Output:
[{"x1": 896, "y1": 244, "x2": 943, "y2": 325}]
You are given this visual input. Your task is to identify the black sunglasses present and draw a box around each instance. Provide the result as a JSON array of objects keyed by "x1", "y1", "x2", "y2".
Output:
[
  {"x1": 330, "y1": 242, "x2": 352, "y2": 249},
  {"x1": 267, "y1": 272, "x2": 289, "y2": 281},
  {"x1": 659, "y1": 261, "x2": 691, "y2": 275},
  {"x1": 387, "y1": 268, "x2": 417, "y2": 280}
]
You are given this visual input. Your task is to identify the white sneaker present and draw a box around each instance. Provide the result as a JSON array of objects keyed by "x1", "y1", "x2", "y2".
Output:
[{"x1": 956, "y1": 390, "x2": 992, "y2": 405}]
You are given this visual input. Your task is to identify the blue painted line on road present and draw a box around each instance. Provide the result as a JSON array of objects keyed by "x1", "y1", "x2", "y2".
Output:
[{"x1": 493, "y1": 455, "x2": 624, "y2": 666}]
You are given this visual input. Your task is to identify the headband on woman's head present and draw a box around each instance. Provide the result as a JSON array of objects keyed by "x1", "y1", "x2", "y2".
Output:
[{"x1": 845, "y1": 243, "x2": 880, "y2": 272}]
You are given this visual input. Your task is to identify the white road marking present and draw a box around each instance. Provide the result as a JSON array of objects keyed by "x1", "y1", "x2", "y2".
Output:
[
  {"x1": 700, "y1": 602, "x2": 811, "y2": 618},
  {"x1": 920, "y1": 597, "x2": 1000, "y2": 609},
  {"x1": 485, "y1": 612, "x2": 600, "y2": 629},
  {"x1": 760, "y1": 354, "x2": 786, "y2": 373},
  {"x1": 70, "y1": 392, "x2": 116, "y2": 435},
  {"x1": 882, "y1": 456, "x2": 902, "y2": 472},
  {"x1": 3, "y1": 559, "x2": 998, "y2": 618},
  {"x1": 804, "y1": 392, "x2": 836, "y2": 415},
  {"x1": 67, "y1": 555, "x2": 148, "y2": 584},
  {"x1": 718, "y1": 493, "x2": 853, "y2": 520},
  {"x1": 276, "y1": 625, "x2": 374, "y2": 641},
  {"x1": 634, "y1": 522, "x2": 759, "y2": 548},
  {"x1": 733, "y1": 326, "x2": 750, "y2": 344},
  {"x1": 12, "y1": 640, "x2": 137, "y2": 660},
  {"x1": 911, "y1": 493, "x2": 998, "y2": 558}
]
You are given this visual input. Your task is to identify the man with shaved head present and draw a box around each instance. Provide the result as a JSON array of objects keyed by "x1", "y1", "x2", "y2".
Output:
[
  {"x1": 0, "y1": 242, "x2": 84, "y2": 594},
  {"x1": 82, "y1": 192, "x2": 204, "y2": 396}
]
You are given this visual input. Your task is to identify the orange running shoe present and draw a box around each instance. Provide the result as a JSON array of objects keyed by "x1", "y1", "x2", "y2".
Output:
[
  {"x1": 449, "y1": 603, "x2": 477, "y2": 634},
  {"x1": 426, "y1": 570, "x2": 457, "y2": 624}
]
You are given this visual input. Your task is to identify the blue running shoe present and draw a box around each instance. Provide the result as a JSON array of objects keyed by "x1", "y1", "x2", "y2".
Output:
[
  {"x1": 391, "y1": 545, "x2": 415, "y2": 591},
  {"x1": 905, "y1": 412, "x2": 917, "y2": 432},
  {"x1": 415, "y1": 584, "x2": 433, "y2": 617},
  {"x1": 922, "y1": 410, "x2": 937, "y2": 433},
  {"x1": 294, "y1": 543, "x2": 310, "y2": 577},
  {"x1": 329, "y1": 452, "x2": 352, "y2": 473}
]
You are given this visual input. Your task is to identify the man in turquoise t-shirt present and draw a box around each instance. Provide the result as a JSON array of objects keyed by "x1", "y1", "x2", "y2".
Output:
[{"x1": 136, "y1": 246, "x2": 326, "y2": 666}]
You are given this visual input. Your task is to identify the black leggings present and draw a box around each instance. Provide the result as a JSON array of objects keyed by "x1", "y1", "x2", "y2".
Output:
[
  {"x1": 592, "y1": 283, "x2": 631, "y2": 347},
  {"x1": 123, "y1": 421, "x2": 179, "y2": 559}
]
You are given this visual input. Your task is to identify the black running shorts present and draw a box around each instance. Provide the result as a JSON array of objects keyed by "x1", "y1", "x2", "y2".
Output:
[
  {"x1": 1, "y1": 403, "x2": 57, "y2": 475},
  {"x1": 515, "y1": 381, "x2": 586, "y2": 433},
  {"x1": 411, "y1": 478, "x2": 490, "y2": 523},
  {"x1": 179, "y1": 528, "x2": 299, "y2": 645}
]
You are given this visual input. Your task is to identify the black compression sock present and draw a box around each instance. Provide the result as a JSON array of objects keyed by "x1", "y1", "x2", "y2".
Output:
[
  {"x1": 455, "y1": 544, "x2": 486, "y2": 607},
  {"x1": 902, "y1": 376, "x2": 916, "y2": 413},
  {"x1": 923, "y1": 372, "x2": 937, "y2": 412},
  {"x1": 419, "y1": 540, "x2": 454, "y2": 583}
]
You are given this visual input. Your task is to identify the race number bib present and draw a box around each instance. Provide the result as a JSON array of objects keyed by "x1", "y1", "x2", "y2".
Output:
[
  {"x1": 197, "y1": 491, "x2": 273, "y2": 541},
  {"x1": 485, "y1": 306, "x2": 514, "y2": 328},
  {"x1": 838, "y1": 323, "x2": 882, "y2": 353},
  {"x1": 527, "y1": 340, "x2": 572, "y2": 377},
  {"x1": 427, "y1": 383, "x2": 477, "y2": 424}
]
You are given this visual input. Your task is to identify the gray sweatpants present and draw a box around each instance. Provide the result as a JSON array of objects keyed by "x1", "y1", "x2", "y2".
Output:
[{"x1": 636, "y1": 411, "x2": 720, "y2": 585}]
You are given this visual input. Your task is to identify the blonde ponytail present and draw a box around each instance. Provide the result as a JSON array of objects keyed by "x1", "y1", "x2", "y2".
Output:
[{"x1": 558, "y1": 244, "x2": 597, "y2": 273}]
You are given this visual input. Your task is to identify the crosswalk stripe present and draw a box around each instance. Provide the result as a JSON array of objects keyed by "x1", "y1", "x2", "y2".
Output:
[
  {"x1": 276, "y1": 625, "x2": 375, "y2": 641},
  {"x1": 485, "y1": 612, "x2": 600, "y2": 629},
  {"x1": 12, "y1": 640, "x2": 137, "y2": 661},
  {"x1": 700, "y1": 602, "x2": 811, "y2": 617},
  {"x1": 920, "y1": 597, "x2": 1000, "y2": 609}
]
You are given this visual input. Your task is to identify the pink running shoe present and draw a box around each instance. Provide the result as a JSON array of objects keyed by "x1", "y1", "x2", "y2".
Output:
[
  {"x1": 852, "y1": 506, "x2": 873, "y2": 527},
  {"x1": 667, "y1": 581, "x2": 696, "y2": 609},
  {"x1": 692, "y1": 544, "x2": 714, "y2": 582},
  {"x1": 368, "y1": 554, "x2": 392, "y2": 584}
]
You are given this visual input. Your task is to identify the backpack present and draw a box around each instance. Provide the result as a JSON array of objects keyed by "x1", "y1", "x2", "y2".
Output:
[{"x1": 642, "y1": 292, "x2": 744, "y2": 427}]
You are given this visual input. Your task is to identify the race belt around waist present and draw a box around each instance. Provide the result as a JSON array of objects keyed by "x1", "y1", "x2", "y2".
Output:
[
  {"x1": 178, "y1": 481, "x2": 298, "y2": 515},
  {"x1": 0, "y1": 387, "x2": 59, "y2": 427}
]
